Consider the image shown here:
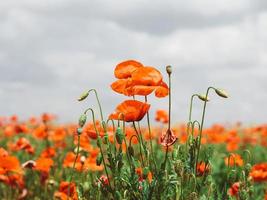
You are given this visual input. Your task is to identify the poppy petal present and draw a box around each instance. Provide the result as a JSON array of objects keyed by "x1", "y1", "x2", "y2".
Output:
[{"x1": 115, "y1": 60, "x2": 143, "y2": 79}]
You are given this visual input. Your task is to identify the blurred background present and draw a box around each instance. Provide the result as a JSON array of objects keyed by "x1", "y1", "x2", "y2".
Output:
[{"x1": 0, "y1": 0, "x2": 267, "y2": 126}]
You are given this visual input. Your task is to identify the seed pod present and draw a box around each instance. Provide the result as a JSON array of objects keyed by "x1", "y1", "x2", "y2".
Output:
[
  {"x1": 166, "y1": 65, "x2": 172, "y2": 75},
  {"x1": 188, "y1": 192, "x2": 198, "y2": 200},
  {"x1": 116, "y1": 127, "x2": 124, "y2": 145},
  {"x1": 77, "y1": 128, "x2": 83, "y2": 135},
  {"x1": 78, "y1": 114, "x2": 87, "y2": 127},
  {"x1": 215, "y1": 88, "x2": 228, "y2": 98},
  {"x1": 197, "y1": 94, "x2": 210, "y2": 102},
  {"x1": 128, "y1": 146, "x2": 134, "y2": 157},
  {"x1": 78, "y1": 91, "x2": 89, "y2": 101},
  {"x1": 96, "y1": 154, "x2": 103, "y2": 166}
]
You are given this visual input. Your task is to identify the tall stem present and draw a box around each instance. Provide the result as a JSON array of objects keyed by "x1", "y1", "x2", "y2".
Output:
[
  {"x1": 84, "y1": 108, "x2": 112, "y2": 192},
  {"x1": 87, "y1": 89, "x2": 104, "y2": 122},
  {"x1": 68, "y1": 134, "x2": 80, "y2": 199},
  {"x1": 145, "y1": 95, "x2": 157, "y2": 172},
  {"x1": 132, "y1": 122, "x2": 145, "y2": 167},
  {"x1": 163, "y1": 68, "x2": 172, "y2": 169},
  {"x1": 188, "y1": 94, "x2": 198, "y2": 122},
  {"x1": 195, "y1": 87, "x2": 214, "y2": 172}
]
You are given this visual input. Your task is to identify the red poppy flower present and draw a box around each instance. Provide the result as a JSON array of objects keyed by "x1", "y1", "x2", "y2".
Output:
[
  {"x1": 109, "y1": 100, "x2": 150, "y2": 122},
  {"x1": 224, "y1": 154, "x2": 243, "y2": 167},
  {"x1": 228, "y1": 182, "x2": 240, "y2": 197},
  {"x1": 131, "y1": 66, "x2": 162, "y2": 86}
]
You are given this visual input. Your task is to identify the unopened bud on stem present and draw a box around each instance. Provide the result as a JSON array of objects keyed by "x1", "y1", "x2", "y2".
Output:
[{"x1": 166, "y1": 65, "x2": 172, "y2": 75}]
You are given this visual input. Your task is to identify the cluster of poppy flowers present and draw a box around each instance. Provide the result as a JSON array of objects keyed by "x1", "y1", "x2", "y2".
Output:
[{"x1": 1, "y1": 60, "x2": 267, "y2": 199}]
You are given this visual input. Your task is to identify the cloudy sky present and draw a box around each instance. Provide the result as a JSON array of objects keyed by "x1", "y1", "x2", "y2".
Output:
[{"x1": 0, "y1": 0, "x2": 267, "y2": 126}]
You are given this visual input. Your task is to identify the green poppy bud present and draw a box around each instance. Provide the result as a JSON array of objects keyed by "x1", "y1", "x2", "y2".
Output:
[
  {"x1": 116, "y1": 127, "x2": 124, "y2": 145},
  {"x1": 78, "y1": 91, "x2": 89, "y2": 101},
  {"x1": 97, "y1": 138, "x2": 101, "y2": 148},
  {"x1": 78, "y1": 114, "x2": 87, "y2": 127},
  {"x1": 128, "y1": 146, "x2": 134, "y2": 157},
  {"x1": 102, "y1": 134, "x2": 109, "y2": 144},
  {"x1": 96, "y1": 154, "x2": 103, "y2": 166},
  {"x1": 197, "y1": 94, "x2": 210, "y2": 102},
  {"x1": 215, "y1": 88, "x2": 228, "y2": 98}
]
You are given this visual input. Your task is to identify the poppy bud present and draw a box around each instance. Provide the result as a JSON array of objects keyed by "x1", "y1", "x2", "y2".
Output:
[
  {"x1": 245, "y1": 163, "x2": 252, "y2": 175},
  {"x1": 78, "y1": 114, "x2": 87, "y2": 127},
  {"x1": 116, "y1": 127, "x2": 124, "y2": 145},
  {"x1": 102, "y1": 134, "x2": 109, "y2": 144},
  {"x1": 78, "y1": 91, "x2": 89, "y2": 101},
  {"x1": 77, "y1": 128, "x2": 83, "y2": 135},
  {"x1": 128, "y1": 146, "x2": 134, "y2": 157},
  {"x1": 228, "y1": 169, "x2": 237, "y2": 183},
  {"x1": 74, "y1": 146, "x2": 82, "y2": 154},
  {"x1": 96, "y1": 154, "x2": 103, "y2": 166},
  {"x1": 166, "y1": 65, "x2": 172, "y2": 75},
  {"x1": 97, "y1": 138, "x2": 101, "y2": 148},
  {"x1": 215, "y1": 88, "x2": 228, "y2": 98},
  {"x1": 197, "y1": 94, "x2": 210, "y2": 102}
]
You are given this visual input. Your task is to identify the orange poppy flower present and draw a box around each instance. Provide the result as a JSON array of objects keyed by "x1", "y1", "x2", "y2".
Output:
[
  {"x1": 54, "y1": 181, "x2": 78, "y2": 200},
  {"x1": 196, "y1": 162, "x2": 211, "y2": 176},
  {"x1": 0, "y1": 150, "x2": 22, "y2": 175},
  {"x1": 63, "y1": 152, "x2": 82, "y2": 171},
  {"x1": 155, "y1": 109, "x2": 169, "y2": 124},
  {"x1": 131, "y1": 66, "x2": 162, "y2": 86},
  {"x1": 114, "y1": 60, "x2": 143, "y2": 79},
  {"x1": 40, "y1": 147, "x2": 56, "y2": 158},
  {"x1": 9, "y1": 137, "x2": 35, "y2": 154},
  {"x1": 35, "y1": 157, "x2": 54, "y2": 173},
  {"x1": 224, "y1": 154, "x2": 243, "y2": 167},
  {"x1": 109, "y1": 100, "x2": 150, "y2": 122},
  {"x1": 250, "y1": 163, "x2": 267, "y2": 182}
]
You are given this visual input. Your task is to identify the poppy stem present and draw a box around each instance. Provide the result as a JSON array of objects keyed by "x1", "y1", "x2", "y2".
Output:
[
  {"x1": 132, "y1": 122, "x2": 145, "y2": 167},
  {"x1": 188, "y1": 94, "x2": 198, "y2": 122},
  {"x1": 195, "y1": 86, "x2": 216, "y2": 173},
  {"x1": 84, "y1": 108, "x2": 113, "y2": 194},
  {"x1": 163, "y1": 66, "x2": 172, "y2": 170},
  {"x1": 87, "y1": 89, "x2": 104, "y2": 122},
  {"x1": 67, "y1": 133, "x2": 80, "y2": 199},
  {"x1": 145, "y1": 96, "x2": 157, "y2": 172}
]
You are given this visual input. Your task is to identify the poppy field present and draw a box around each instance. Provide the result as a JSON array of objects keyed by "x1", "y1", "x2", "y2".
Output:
[{"x1": 1, "y1": 61, "x2": 267, "y2": 200}]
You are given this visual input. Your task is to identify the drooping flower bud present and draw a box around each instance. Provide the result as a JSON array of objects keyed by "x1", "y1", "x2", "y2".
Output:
[
  {"x1": 166, "y1": 65, "x2": 172, "y2": 75},
  {"x1": 197, "y1": 94, "x2": 210, "y2": 102},
  {"x1": 102, "y1": 133, "x2": 108, "y2": 144},
  {"x1": 78, "y1": 114, "x2": 87, "y2": 127},
  {"x1": 115, "y1": 127, "x2": 124, "y2": 145},
  {"x1": 80, "y1": 156, "x2": 86, "y2": 165},
  {"x1": 97, "y1": 138, "x2": 101, "y2": 148},
  {"x1": 78, "y1": 91, "x2": 89, "y2": 101},
  {"x1": 128, "y1": 146, "x2": 134, "y2": 157},
  {"x1": 96, "y1": 154, "x2": 103, "y2": 166},
  {"x1": 215, "y1": 88, "x2": 228, "y2": 98}
]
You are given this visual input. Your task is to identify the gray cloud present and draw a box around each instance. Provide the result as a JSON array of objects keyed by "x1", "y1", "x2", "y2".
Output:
[{"x1": 0, "y1": 0, "x2": 267, "y2": 126}]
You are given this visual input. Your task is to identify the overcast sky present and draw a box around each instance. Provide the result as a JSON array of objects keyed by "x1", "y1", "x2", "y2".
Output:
[{"x1": 0, "y1": 0, "x2": 267, "y2": 126}]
